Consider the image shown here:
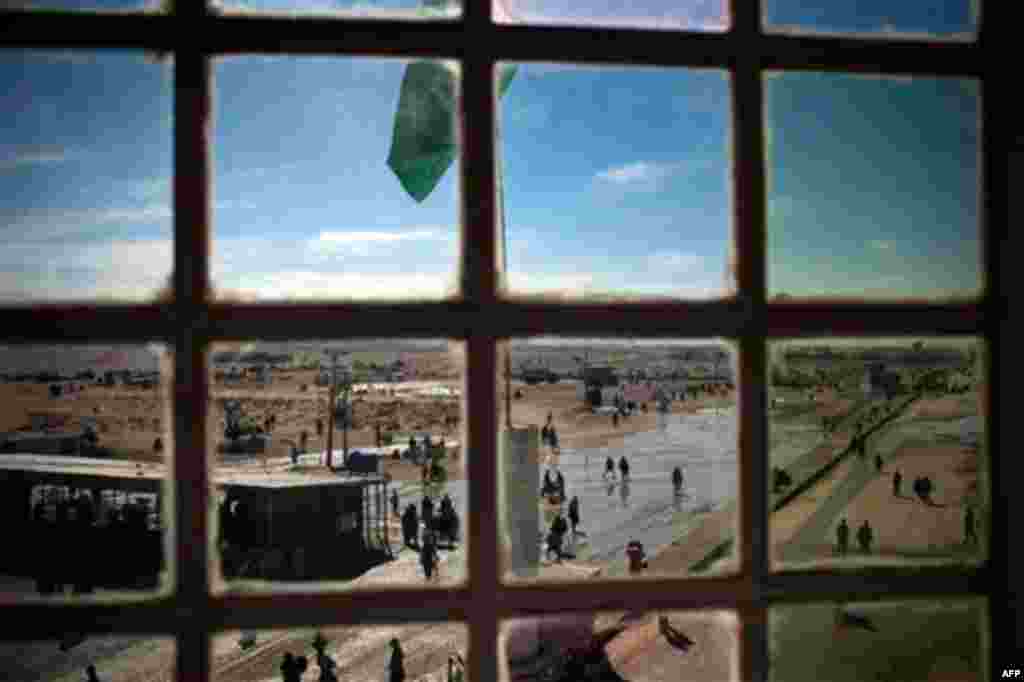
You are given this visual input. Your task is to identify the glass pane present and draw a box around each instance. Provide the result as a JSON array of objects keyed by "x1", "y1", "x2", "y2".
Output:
[
  {"x1": 0, "y1": 0, "x2": 155, "y2": 12},
  {"x1": 499, "y1": 339, "x2": 738, "y2": 583},
  {"x1": 495, "y1": 0, "x2": 728, "y2": 31},
  {"x1": 500, "y1": 65, "x2": 735, "y2": 301},
  {"x1": 209, "y1": 340, "x2": 466, "y2": 592},
  {"x1": 766, "y1": 73, "x2": 981, "y2": 301},
  {"x1": 0, "y1": 344, "x2": 174, "y2": 601},
  {"x1": 214, "y1": 0, "x2": 461, "y2": 19},
  {"x1": 0, "y1": 634, "x2": 175, "y2": 681},
  {"x1": 212, "y1": 57, "x2": 460, "y2": 302},
  {"x1": 213, "y1": 625, "x2": 466, "y2": 681},
  {"x1": 764, "y1": 0, "x2": 978, "y2": 41},
  {"x1": 0, "y1": 51, "x2": 173, "y2": 303},
  {"x1": 770, "y1": 599, "x2": 986, "y2": 682},
  {"x1": 768, "y1": 338, "x2": 987, "y2": 570},
  {"x1": 504, "y1": 609, "x2": 739, "y2": 680}
]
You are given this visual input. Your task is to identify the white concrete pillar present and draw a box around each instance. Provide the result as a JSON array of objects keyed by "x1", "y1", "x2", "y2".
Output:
[{"x1": 503, "y1": 427, "x2": 540, "y2": 579}]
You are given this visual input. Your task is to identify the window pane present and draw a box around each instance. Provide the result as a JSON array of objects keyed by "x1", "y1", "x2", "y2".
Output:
[
  {"x1": 763, "y1": 0, "x2": 978, "y2": 41},
  {"x1": 209, "y1": 340, "x2": 467, "y2": 592},
  {"x1": 214, "y1": 0, "x2": 461, "y2": 19},
  {"x1": 499, "y1": 339, "x2": 738, "y2": 583},
  {"x1": 0, "y1": 51, "x2": 172, "y2": 303},
  {"x1": 770, "y1": 599, "x2": 986, "y2": 682},
  {"x1": 0, "y1": 634, "x2": 175, "y2": 681},
  {"x1": 0, "y1": 0, "x2": 154, "y2": 12},
  {"x1": 212, "y1": 57, "x2": 460, "y2": 302},
  {"x1": 499, "y1": 64, "x2": 735, "y2": 301},
  {"x1": 494, "y1": 0, "x2": 728, "y2": 31},
  {"x1": 0, "y1": 344, "x2": 174, "y2": 601},
  {"x1": 213, "y1": 625, "x2": 466, "y2": 681},
  {"x1": 768, "y1": 338, "x2": 987, "y2": 570},
  {"x1": 766, "y1": 73, "x2": 981, "y2": 301},
  {"x1": 504, "y1": 610, "x2": 739, "y2": 680}
]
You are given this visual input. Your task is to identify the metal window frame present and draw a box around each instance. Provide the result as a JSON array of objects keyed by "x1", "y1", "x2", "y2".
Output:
[{"x1": 0, "y1": 0, "x2": 1006, "y2": 680}]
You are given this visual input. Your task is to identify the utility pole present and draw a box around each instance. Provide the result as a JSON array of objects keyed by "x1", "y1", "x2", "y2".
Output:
[
  {"x1": 324, "y1": 349, "x2": 351, "y2": 471},
  {"x1": 506, "y1": 344, "x2": 512, "y2": 430}
]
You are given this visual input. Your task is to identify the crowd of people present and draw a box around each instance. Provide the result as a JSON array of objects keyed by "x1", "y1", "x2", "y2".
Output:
[
  {"x1": 400, "y1": 492, "x2": 460, "y2": 580},
  {"x1": 278, "y1": 633, "x2": 466, "y2": 682},
  {"x1": 31, "y1": 489, "x2": 160, "y2": 594}
]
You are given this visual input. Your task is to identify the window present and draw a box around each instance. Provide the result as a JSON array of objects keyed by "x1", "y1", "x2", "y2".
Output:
[{"x1": 0, "y1": 0, "x2": 1003, "y2": 681}]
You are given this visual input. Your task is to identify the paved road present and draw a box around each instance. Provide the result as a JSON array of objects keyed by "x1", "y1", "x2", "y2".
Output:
[
  {"x1": 778, "y1": 410, "x2": 915, "y2": 563},
  {"x1": 396, "y1": 408, "x2": 738, "y2": 565}
]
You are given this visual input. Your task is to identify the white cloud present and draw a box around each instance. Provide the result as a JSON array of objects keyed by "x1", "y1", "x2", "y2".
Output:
[
  {"x1": 505, "y1": 270, "x2": 727, "y2": 300},
  {"x1": 221, "y1": 269, "x2": 457, "y2": 301},
  {"x1": 315, "y1": 229, "x2": 443, "y2": 245},
  {"x1": 93, "y1": 205, "x2": 172, "y2": 224},
  {"x1": 648, "y1": 250, "x2": 702, "y2": 272},
  {"x1": 596, "y1": 161, "x2": 679, "y2": 185},
  {"x1": 0, "y1": 147, "x2": 71, "y2": 170}
]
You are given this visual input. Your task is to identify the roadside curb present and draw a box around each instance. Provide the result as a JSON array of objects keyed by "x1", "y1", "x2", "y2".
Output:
[{"x1": 685, "y1": 392, "x2": 921, "y2": 573}]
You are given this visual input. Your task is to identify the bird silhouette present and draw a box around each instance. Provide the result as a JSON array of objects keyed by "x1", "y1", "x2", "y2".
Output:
[{"x1": 659, "y1": 616, "x2": 695, "y2": 653}]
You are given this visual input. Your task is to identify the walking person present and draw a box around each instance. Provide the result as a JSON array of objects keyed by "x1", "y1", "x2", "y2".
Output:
[
  {"x1": 388, "y1": 638, "x2": 406, "y2": 682},
  {"x1": 618, "y1": 455, "x2": 630, "y2": 481},
  {"x1": 874, "y1": 453, "x2": 883, "y2": 473},
  {"x1": 857, "y1": 520, "x2": 874, "y2": 554},
  {"x1": 568, "y1": 495, "x2": 581, "y2": 535},
  {"x1": 892, "y1": 471, "x2": 902, "y2": 497},
  {"x1": 312, "y1": 633, "x2": 338, "y2": 682},
  {"x1": 672, "y1": 466, "x2": 684, "y2": 494},
  {"x1": 448, "y1": 653, "x2": 466, "y2": 682},
  {"x1": 421, "y1": 530, "x2": 439, "y2": 581},
  {"x1": 402, "y1": 503, "x2": 419, "y2": 550},
  {"x1": 391, "y1": 488, "x2": 399, "y2": 517},
  {"x1": 84, "y1": 665, "x2": 101, "y2": 682},
  {"x1": 280, "y1": 652, "x2": 305, "y2": 682},
  {"x1": 421, "y1": 495, "x2": 434, "y2": 531},
  {"x1": 836, "y1": 518, "x2": 850, "y2": 556},
  {"x1": 546, "y1": 514, "x2": 568, "y2": 562},
  {"x1": 964, "y1": 505, "x2": 978, "y2": 546},
  {"x1": 605, "y1": 456, "x2": 616, "y2": 480}
]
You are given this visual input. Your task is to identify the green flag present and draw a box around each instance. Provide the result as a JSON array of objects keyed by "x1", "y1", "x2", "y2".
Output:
[{"x1": 387, "y1": 61, "x2": 517, "y2": 202}]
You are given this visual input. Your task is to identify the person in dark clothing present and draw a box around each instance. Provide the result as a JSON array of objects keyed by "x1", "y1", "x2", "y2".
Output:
[
  {"x1": 280, "y1": 652, "x2": 303, "y2": 682},
  {"x1": 399, "y1": 503, "x2": 415, "y2": 548},
  {"x1": 568, "y1": 496, "x2": 581, "y2": 535},
  {"x1": 541, "y1": 423, "x2": 551, "y2": 446},
  {"x1": 964, "y1": 505, "x2": 978, "y2": 545},
  {"x1": 836, "y1": 518, "x2": 850, "y2": 556},
  {"x1": 407, "y1": 436, "x2": 417, "y2": 460},
  {"x1": 874, "y1": 453, "x2": 883, "y2": 472},
  {"x1": 542, "y1": 469, "x2": 558, "y2": 496},
  {"x1": 618, "y1": 456, "x2": 630, "y2": 480},
  {"x1": 312, "y1": 632, "x2": 337, "y2": 682},
  {"x1": 421, "y1": 496, "x2": 434, "y2": 529},
  {"x1": 421, "y1": 530, "x2": 439, "y2": 580},
  {"x1": 391, "y1": 489, "x2": 400, "y2": 517},
  {"x1": 612, "y1": 411, "x2": 619, "y2": 428},
  {"x1": 547, "y1": 514, "x2": 569, "y2": 562},
  {"x1": 893, "y1": 471, "x2": 902, "y2": 497},
  {"x1": 84, "y1": 665, "x2": 101, "y2": 682},
  {"x1": 388, "y1": 638, "x2": 405, "y2": 682},
  {"x1": 605, "y1": 456, "x2": 616, "y2": 480},
  {"x1": 672, "y1": 466, "x2": 684, "y2": 494},
  {"x1": 857, "y1": 520, "x2": 873, "y2": 553},
  {"x1": 549, "y1": 426, "x2": 559, "y2": 450}
]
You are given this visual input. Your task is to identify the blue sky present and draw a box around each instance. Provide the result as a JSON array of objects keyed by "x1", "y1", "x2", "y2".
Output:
[
  {"x1": 766, "y1": 72, "x2": 981, "y2": 299},
  {"x1": 0, "y1": 2, "x2": 981, "y2": 302}
]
